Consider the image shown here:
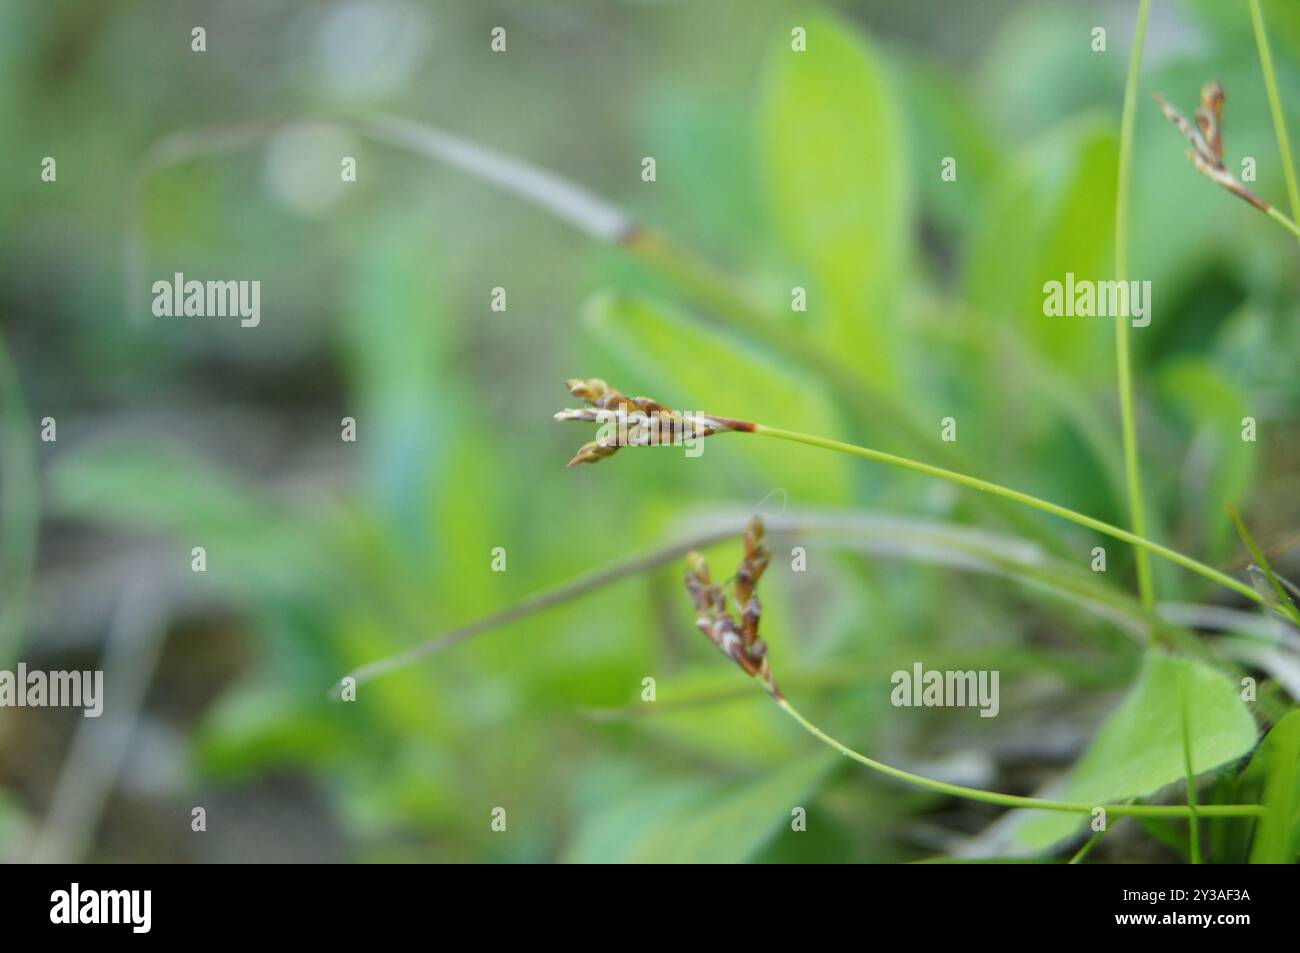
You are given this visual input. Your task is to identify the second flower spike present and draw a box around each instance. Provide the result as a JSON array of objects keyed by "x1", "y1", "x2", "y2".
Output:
[{"x1": 685, "y1": 516, "x2": 780, "y2": 699}]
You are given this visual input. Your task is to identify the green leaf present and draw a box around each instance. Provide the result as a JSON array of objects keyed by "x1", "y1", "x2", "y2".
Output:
[
  {"x1": 1014, "y1": 651, "x2": 1259, "y2": 851},
  {"x1": 562, "y1": 769, "x2": 716, "y2": 865},
  {"x1": 1159, "y1": 360, "x2": 1255, "y2": 560},
  {"x1": 896, "y1": 58, "x2": 998, "y2": 235},
  {"x1": 1180, "y1": 0, "x2": 1300, "y2": 58},
  {"x1": 639, "y1": 752, "x2": 836, "y2": 863},
  {"x1": 758, "y1": 13, "x2": 909, "y2": 383},
  {"x1": 630, "y1": 669, "x2": 803, "y2": 767},
  {"x1": 195, "y1": 684, "x2": 352, "y2": 779},
  {"x1": 340, "y1": 222, "x2": 450, "y2": 564},
  {"x1": 963, "y1": 121, "x2": 1117, "y2": 383},
  {"x1": 565, "y1": 752, "x2": 836, "y2": 863},
  {"x1": 972, "y1": 4, "x2": 1122, "y2": 138},
  {"x1": 1249, "y1": 709, "x2": 1300, "y2": 863}
]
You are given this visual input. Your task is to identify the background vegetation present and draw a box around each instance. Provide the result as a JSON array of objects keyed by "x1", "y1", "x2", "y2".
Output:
[{"x1": 2, "y1": 0, "x2": 1299, "y2": 862}]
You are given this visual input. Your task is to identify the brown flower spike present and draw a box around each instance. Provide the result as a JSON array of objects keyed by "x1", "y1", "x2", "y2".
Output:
[
  {"x1": 554, "y1": 378, "x2": 753, "y2": 467},
  {"x1": 1155, "y1": 81, "x2": 1270, "y2": 213},
  {"x1": 684, "y1": 516, "x2": 780, "y2": 699}
]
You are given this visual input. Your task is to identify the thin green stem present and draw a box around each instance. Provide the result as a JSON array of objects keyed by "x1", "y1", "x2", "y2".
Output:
[
  {"x1": 341, "y1": 507, "x2": 1185, "y2": 692},
  {"x1": 751, "y1": 423, "x2": 1264, "y2": 607},
  {"x1": 1178, "y1": 674, "x2": 1202, "y2": 863},
  {"x1": 1068, "y1": 827, "x2": 1109, "y2": 864},
  {"x1": 1250, "y1": 0, "x2": 1300, "y2": 247},
  {"x1": 777, "y1": 696, "x2": 1264, "y2": 819},
  {"x1": 335, "y1": 525, "x2": 742, "y2": 693},
  {"x1": 1115, "y1": 0, "x2": 1155, "y2": 607},
  {"x1": 1227, "y1": 502, "x2": 1300, "y2": 624},
  {"x1": 1265, "y1": 204, "x2": 1300, "y2": 239},
  {"x1": 625, "y1": 229, "x2": 1051, "y2": 544}
]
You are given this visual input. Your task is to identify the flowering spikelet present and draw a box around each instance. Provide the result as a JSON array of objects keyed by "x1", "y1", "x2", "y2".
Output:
[
  {"x1": 1155, "y1": 82, "x2": 1270, "y2": 212},
  {"x1": 554, "y1": 378, "x2": 752, "y2": 467},
  {"x1": 684, "y1": 516, "x2": 780, "y2": 698}
]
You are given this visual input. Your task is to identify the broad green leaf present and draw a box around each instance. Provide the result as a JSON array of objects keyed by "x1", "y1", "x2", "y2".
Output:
[
  {"x1": 973, "y1": 3, "x2": 1120, "y2": 139},
  {"x1": 628, "y1": 668, "x2": 803, "y2": 767},
  {"x1": 641, "y1": 87, "x2": 765, "y2": 254},
  {"x1": 562, "y1": 769, "x2": 717, "y2": 864},
  {"x1": 565, "y1": 753, "x2": 836, "y2": 863},
  {"x1": 758, "y1": 14, "x2": 909, "y2": 383},
  {"x1": 632, "y1": 751, "x2": 836, "y2": 863},
  {"x1": 339, "y1": 222, "x2": 449, "y2": 566},
  {"x1": 195, "y1": 684, "x2": 353, "y2": 779},
  {"x1": 582, "y1": 291, "x2": 852, "y2": 502},
  {"x1": 1181, "y1": 0, "x2": 1300, "y2": 59},
  {"x1": 896, "y1": 58, "x2": 998, "y2": 235},
  {"x1": 1249, "y1": 709, "x2": 1300, "y2": 863},
  {"x1": 1014, "y1": 651, "x2": 1259, "y2": 851},
  {"x1": 1159, "y1": 360, "x2": 1255, "y2": 561},
  {"x1": 964, "y1": 120, "x2": 1117, "y2": 383}
]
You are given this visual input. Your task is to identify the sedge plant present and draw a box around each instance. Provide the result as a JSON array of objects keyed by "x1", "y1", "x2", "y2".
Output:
[
  {"x1": 327, "y1": 4, "x2": 1300, "y2": 859},
  {"x1": 674, "y1": 513, "x2": 1263, "y2": 823},
  {"x1": 550, "y1": 378, "x2": 1295, "y2": 827},
  {"x1": 555, "y1": 377, "x2": 1278, "y2": 614},
  {"x1": 1155, "y1": 80, "x2": 1300, "y2": 240}
]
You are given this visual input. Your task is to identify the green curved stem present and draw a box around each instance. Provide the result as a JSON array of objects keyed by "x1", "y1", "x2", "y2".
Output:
[
  {"x1": 338, "y1": 510, "x2": 1171, "y2": 693},
  {"x1": 1115, "y1": 0, "x2": 1155, "y2": 607},
  {"x1": 751, "y1": 423, "x2": 1263, "y2": 607},
  {"x1": 622, "y1": 230, "x2": 1052, "y2": 545},
  {"x1": 777, "y1": 696, "x2": 1264, "y2": 819},
  {"x1": 1068, "y1": 826, "x2": 1110, "y2": 863},
  {"x1": 1265, "y1": 202, "x2": 1300, "y2": 239},
  {"x1": 1251, "y1": 0, "x2": 1300, "y2": 247}
]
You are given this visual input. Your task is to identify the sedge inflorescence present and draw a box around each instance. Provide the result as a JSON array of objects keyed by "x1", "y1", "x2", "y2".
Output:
[
  {"x1": 684, "y1": 516, "x2": 780, "y2": 699},
  {"x1": 1155, "y1": 81, "x2": 1271, "y2": 212},
  {"x1": 553, "y1": 377, "x2": 750, "y2": 467}
]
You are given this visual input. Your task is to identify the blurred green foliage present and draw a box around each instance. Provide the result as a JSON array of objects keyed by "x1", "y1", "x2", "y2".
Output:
[{"x1": 2, "y1": 0, "x2": 1300, "y2": 862}]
